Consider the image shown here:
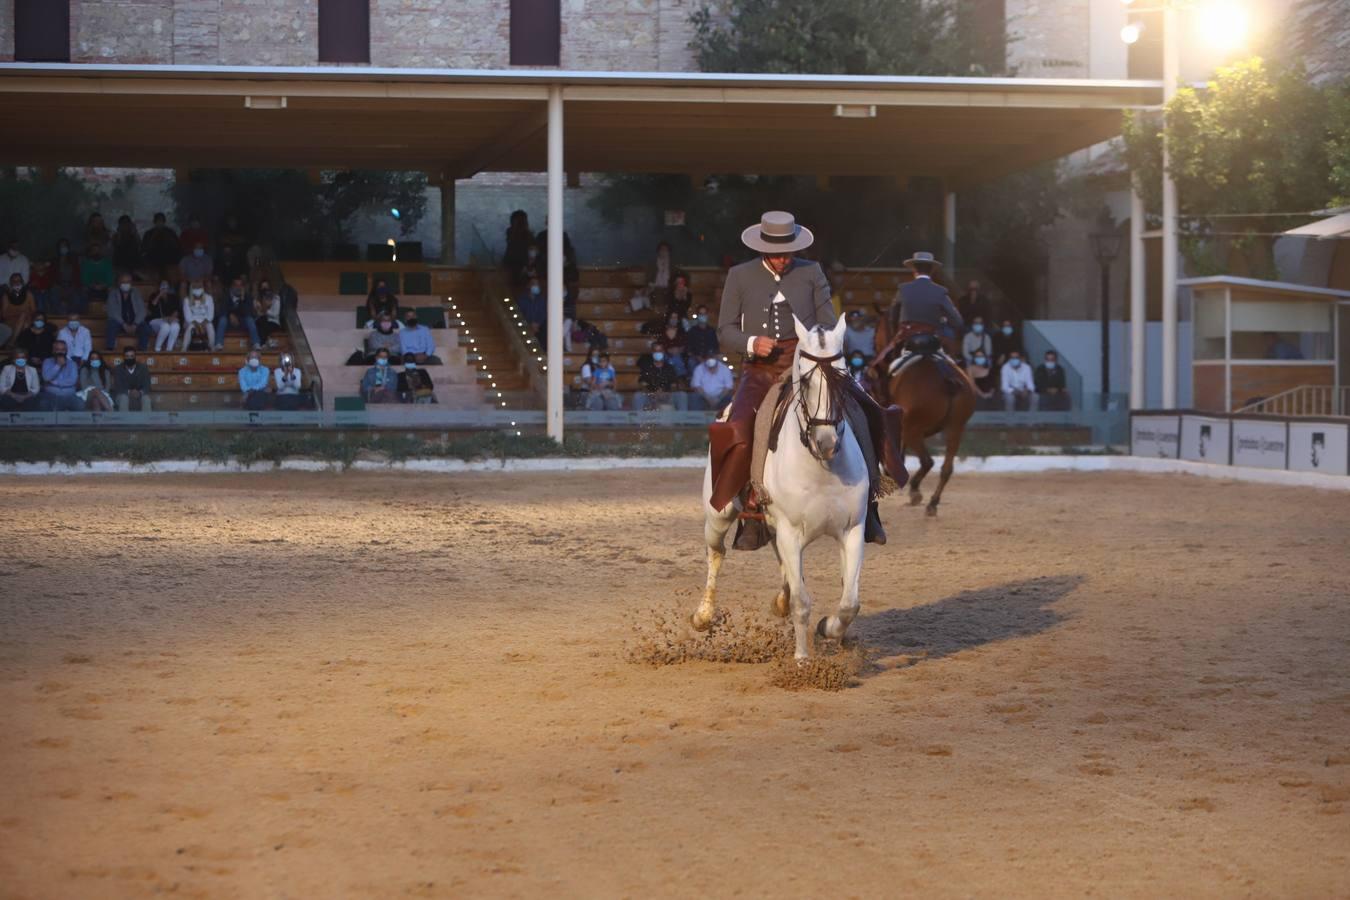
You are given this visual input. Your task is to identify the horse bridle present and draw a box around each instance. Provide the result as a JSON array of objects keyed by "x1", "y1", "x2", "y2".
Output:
[{"x1": 794, "y1": 349, "x2": 846, "y2": 460}]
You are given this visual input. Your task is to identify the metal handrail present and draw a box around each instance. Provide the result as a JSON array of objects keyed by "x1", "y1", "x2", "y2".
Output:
[{"x1": 1235, "y1": 385, "x2": 1349, "y2": 418}]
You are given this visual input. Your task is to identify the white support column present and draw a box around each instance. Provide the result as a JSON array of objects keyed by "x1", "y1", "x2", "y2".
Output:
[
  {"x1": 943, "y1": 190, "x2": 957, "y2": 274},
  {"x1": 546, "y1": 85, "x2": 564, "y2": 443},
  {"x1": 1129, "y1": 187, "x2": 1146, "y2": 409},
  {"x1": 1161, "y1": 3, "x2": 1180, "y2": 408}
]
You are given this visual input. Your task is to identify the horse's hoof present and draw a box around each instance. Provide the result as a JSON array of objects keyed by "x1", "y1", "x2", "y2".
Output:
[
  {"x1": 772, "y1": 588, "x2": 790, "y2": 618},
  {"x1": 815, "y1": 617, "x2": 831, "y2": 639},
  {"x1": 690, "y1": 611, "x2": 713, "y2": 632},
  {"x1": 925, "y1": 505, "x2": 938, "y2": 518},
  {"x1": 908, "y1": 493, "x2": 924, "y2": 506}
]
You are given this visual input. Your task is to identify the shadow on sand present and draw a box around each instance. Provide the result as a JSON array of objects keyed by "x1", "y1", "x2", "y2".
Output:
[{"x1": 851, "y1": 574, "x2": 1083, "y2": 670}]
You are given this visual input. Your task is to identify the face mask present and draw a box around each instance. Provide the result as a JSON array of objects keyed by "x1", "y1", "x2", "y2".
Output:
[
  {"x1": 1002, "y1": 326, "x2": 1013, "y2": 336},
  {"x1": 159, "y1": 282, "x2": 170, "y2": 292},
  {"x1": 972, "y1": 324, "x2": 984, "y2": 334},
  {"x1": 15, "y1": 358, "x2": 26, "y2": 368},
  {"x1": 247, "y1": 358, "x2": 260, "y2": 368},
  {"x1": 652, "y1": 352, "x2": 665, "y2": 363},
  {"x1": 68, "y1": 320, "x2": 79, "y2": 329},
  {"x1": 231, "y1": 289, "x2": 242, "y2": 298},
  {"x1": 705, "y1": 358, "x2": 718, "y2": 369},
  {"x1": 33, "y1": 320, "x2": 44, "y2": 330},
  {"x1": 850, "y1": 357, "x2": 864, "y2": 369},
  {"x1": 120, "y1": 283, "x2": 132, "y2": 293},
  {"x1": 192, "y1": 288, "x2": 203, "y2": 298},
  {"x1": 193, "y1": 249, "x2": 204, "y2": 258},
  {"x1": 1045, "y1": 361, "x2": 1057, "y2": 370},
  {"x1": 696, "y1": 315, "x2": 707, "y2": 324},
  {"x1": 527, "y1": 248, "x2": 538, "y2": 260},
  {"x1": 973, "y1": 356, "x2": 987, "y2": 366},
  {"x1": 405, "y1": 319, "x2": 418, "y2": 329},
  {"x1": 379, "y1": 322, "x2": 392, "y2": 333},
  {"x1": 530, "y1": 286, "x2": 540, "y2": 296},
  {"x1": 124, "y1": 358, "x2": 136, "y2": 367},
  {"x1": 91, "y1": 359, "x2": 102, "y2": 369},
  {"x1": 1010, "y1": 358, "x2": 1022, "y2": 369},
  {"x1": 590, "y1": 355, "x2": 599, "y2": 363},
  {"x1": 405, "y1": 362, "x2": 417, "y2": 371},
  {"x1": 376, "y1": 358, "x2": 389, "y2": 367}
]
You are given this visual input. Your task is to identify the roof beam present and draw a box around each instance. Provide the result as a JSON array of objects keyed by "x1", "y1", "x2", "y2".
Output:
[{"x1": 443, "y1": 105, "x2": 549, "y2": 180}]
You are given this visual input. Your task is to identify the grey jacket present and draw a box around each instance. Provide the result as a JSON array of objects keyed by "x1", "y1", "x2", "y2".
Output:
[
  {"x1": 106, "y1": 287, "x2": 147, "y2": 327},
  {"x1": 717, "y1": 257, "x2": 834, "y2": 353},
  {"x1": 888, "y1": 277, "x2": 963, "y2": 334}
]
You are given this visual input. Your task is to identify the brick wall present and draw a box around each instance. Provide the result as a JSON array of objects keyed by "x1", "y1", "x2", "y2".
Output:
[
  {"x1": 1005, "y1": 0, "x2": 1090, "y2": 78},
  {"x1": 0, "y1": 0, "x2": 14, "y2": 61},
  {"x1": 370, "y1": 0, "x2": 509, "y2": 68}
]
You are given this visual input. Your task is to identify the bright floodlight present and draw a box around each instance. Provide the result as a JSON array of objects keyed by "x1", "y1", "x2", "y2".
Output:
[
  {"x1": 390, "y1": 208, "x2": 401, "y2": 219},
  {"x1": 1120, "y1": 22, "x2": 1142, "y2": 44},
  {"x1": 1195, "y1": 1, "x2": 1248, "y2": 49}
]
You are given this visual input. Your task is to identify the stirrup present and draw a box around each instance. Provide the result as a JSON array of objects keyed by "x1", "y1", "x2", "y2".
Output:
[{"x1": 737, "y1": 487, "x2": 766, "y2": 521}]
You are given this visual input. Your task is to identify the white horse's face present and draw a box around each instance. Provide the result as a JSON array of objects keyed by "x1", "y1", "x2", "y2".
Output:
[{"x1": 792, "y1": 315, "x2": 850, "y2": 460}]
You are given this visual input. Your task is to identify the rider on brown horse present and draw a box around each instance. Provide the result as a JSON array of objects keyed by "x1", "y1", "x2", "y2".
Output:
[
  {"x1": 707, "y1": 211, "x2": 907, "y2": 550},
  {"x1": 871, "y1": 251, "x2": 964, "y2": 381}
]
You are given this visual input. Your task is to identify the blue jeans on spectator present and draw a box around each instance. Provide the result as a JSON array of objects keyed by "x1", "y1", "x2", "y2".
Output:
[
  {"x1": 641, "y1": 391, "x2": 689, "y2": 412},
  {"x1": 689, "y1": 390, "x2": 731, "y2": 411},
  {"x1": 41, "y1": 391, "x2": 82, "y2": 412},
  {"x1": 105, "y1": 320, "x2": 154, "y2": 351},
  {"x1": 216, "y1": 313, "x2": 260, "y2": 349}
]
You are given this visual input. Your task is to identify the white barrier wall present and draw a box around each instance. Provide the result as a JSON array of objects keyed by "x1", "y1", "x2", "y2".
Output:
[
  {"x1": 1180, "y1": 415, "x2": 1231, "y2": 465},
  {"x1": 1130, "y1": 415, "x2": 1181, "y2": 459},
  {"x1": 1288, "y1": 421, "x2": 1350, "y2": 476},
  {"x1": 1134, "y1": 412, "x2": 1350, "y2": 479},
  {"x1": 1232, "y1": 420, "x2": 1289, "y2": 470}
]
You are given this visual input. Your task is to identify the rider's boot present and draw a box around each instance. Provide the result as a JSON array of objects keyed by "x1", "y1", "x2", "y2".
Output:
[
  {"x1": 864, "y1": 500, "x2": 887, "y2": 545},
  {"x1": 707, "y1": 420, "x2": 752, "y2": 511}
]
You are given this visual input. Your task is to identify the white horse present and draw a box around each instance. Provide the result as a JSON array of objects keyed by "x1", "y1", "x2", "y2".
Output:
[{"x1": 693, "y1": 315, "x2": 870, "y2": 660}]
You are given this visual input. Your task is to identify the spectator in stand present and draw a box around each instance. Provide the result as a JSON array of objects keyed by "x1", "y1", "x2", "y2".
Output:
[
  {"x1": 237, "y1": 349, "x2": 270, "y2": 411},
  {"x1": 991, "y1": 318, "x2": 1022, "y2": 367},
  {"x1": 690, "y1": 355, "x2": 734, "y2": 411},
  {"x1": 59, "y1": 312, "x2": 91, "y2": 366},
  {"x1": 961, "y1": 316, "x2": 992, "y2": 367},
  {"x1": 49, "y1": 239, "x2": 80, "y2": 314},
  {"x1": 582, "y1": 351, "x2": 622, "y2": 411},
  {"x1": 1034, "y1": 350, "x2": 1070, "y2": 411},
  {"x1": 518, "y1": 275, "x2": 546, "y2": 338},
  {"x1": 398, "y1": 310, "x2": 441, "y2": 364},
  {"x1": 273, "y1": 354, "x2": 305, "y2": 411},
  {"x1": 17, "y1": 316, "x2": 54, "y2": 364},
  {"x1": 112, "y1": 347, "x2": 153, "y2": 412},
  {"x1": 217, "y1": 245, "x2": 249, "y2": 288},
  {"x1": 535, "y1": 225, "x2": 578, "y2": 288},
  {"x1": 79, "y1": 242, "x2": 113, "y2": 312},
  {"x1": 361, "y1": 348, "x2": 399, "y2": 404},
  {"x1": 502, "y1": 210, "x2": 535, "y2": 288},
  {"x1": 0, "y1": 238, "x2": 30, "y2": 285},
  {"x1": 667, "y1": 273, "x2": 694, "y2": 322},
  {"x1": 40, "y1": 339, "x2": 81, "y2": 411},
  {"x1": 79, "y1": 350, "x2": 114, "y2": 412},
  {"x1": 27, "y1": 259, "x2": 51, "y2": 314},
  {"x1": 363, "y1": 313, "x2": 401, "y2": 363},
  {"x1": 847, "y1": 351, "x2": 874, "y2": 395},
  {"x1": 0, "y1": 347, "x2": 40, "y2": 411},
  {"x1": 365, "y1": 277, "x2": 399, "y2": 322},
  {"x1": 397, "y1": 353, "x2": 436, "y2": 404},
  {"x1": 254, "y1": 280, "x2": 282, "y2": 345},
  {"x1": 562, "y1": 283, "x2": 577, "y2": 353},
  {"x1": 3, "y1": 272, "x2": 36, "y2": 347},
  {"x1": 660, "y1": 312, "x2": 689, "y2": 378},
  {"x1": 638, "y1": 341, "x2": 687, "y2": 411},
  {"x1": 647, "y1": 241, "x2": 676, "y2": 308},
  {"x1": 112, "y1": 215, "x2": 141, "y2": 275},
  {"x1": 844, "y1": 309, "x2": 876, "y2": 362},
  {"x1": 1000, "y1": 349, "x2": 1036, "y2": 411},
  {"x1": 105, "y1": 271, "x2": 151, "y2": 351},
  {"x1": 956, "y1": 280, "x2": 989, "y2": 329},
  {"x1": 179, "y1": 216, "x2": 209, "y2": 258},
  {"x1": 968, "y1": 350, "x2": 997, "y2": 406},
  {"x1": 178, "y1": 241, "x2": 213, "y2": 297},
  {"x1": 141, "y1": 212, "x2": 181, "y2": 278},
  {"x1": 685, "y1": 304, "x2": 720, "y2": 364},
  {"x1": 215, "y1": 276, "x2": 260, "y2": 350},
  {"x1": 181, "y1": 280, "x2": 215, "y2": 350},
  {"x1": 146, "y1": 280, "x2": 181, "y2": 352},
  {"x1": 83, "y1": 213, "x2": 111, "y2": 252}
]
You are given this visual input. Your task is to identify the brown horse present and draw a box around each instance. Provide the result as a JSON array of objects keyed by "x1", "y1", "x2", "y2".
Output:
[{"x1": 871, "y1": 316, "x2": 976, "y2": 517}]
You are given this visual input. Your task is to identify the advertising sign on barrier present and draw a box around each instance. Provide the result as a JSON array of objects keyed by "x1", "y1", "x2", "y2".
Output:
[
  {"x1": 1287, "y1": 421, "x2": 1349, "y2": 476},
  {"x1": 1231, "y1": 419, "x2": 1289, "y2": 469},
  {"x1": 1180, "y1": 415, "x2": 1231, "y2": 464},
  {"x1": 1130, "y1": 415, "x2": 1180, "y2": 459}
]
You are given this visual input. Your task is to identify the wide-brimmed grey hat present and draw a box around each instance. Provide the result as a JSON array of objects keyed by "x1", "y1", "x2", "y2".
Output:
[
  {"x1": 904, "y1": 250, "x2": 942, "y2": 268},
  {"x1": 741, "y1": 211, "x2": 815, "y2": 254}
]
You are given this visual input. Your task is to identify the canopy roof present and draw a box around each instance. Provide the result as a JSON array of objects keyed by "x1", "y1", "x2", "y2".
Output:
[
  {"x1": 0, "y1": 64, "x2": 1161, "y2": 187},
  {"x1": 1283, "y1": 212, "x2": 1350, "y2": 240}
]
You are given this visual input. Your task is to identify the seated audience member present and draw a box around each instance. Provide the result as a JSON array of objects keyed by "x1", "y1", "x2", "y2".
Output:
[
  {"x1": 106, "y1": 271, "x2": 151, "y2": 351},
  {"x1": 112, "y1": 215, "x2": 142, "y2": 275},
  {"x1": 517, "y1": 276, "x2": 545, "y2": 337},
  {"x1": 140, "y1": 212, "x2": 181, "y2": 277},
  {"x1": 361, "y1": 348, "x2": 399, "y2": 404},
  {"x1": 0, "y1": 238, "x2": 30, "y2": 286},
  {"x1": 1000, "y1": 350, "x2": 1037, "y2": 411},
  {"x1": 3, "y1": 272, "x2": 36, "y2": 347},
  {"x1": 685, "y1": 305, "x2": 720, "y2": 363},
  {"x1": 992, "y1": 318, "x2": 1022, "y2": 366},
  {"x1": 968, "y1": 350, "x2": 997, "y2": 406},
  {"x1": 27, "y1": 259, "x2": 52, "y2": 314},
  {"x1": 581, "y1": 351, "x2": 622, "y2": 411},
  {"x1": 844, "y1": 310, "x2": 876, "y2": 362},
  {"x1": 0, "y1": 348, "x2": 40, "y2": 411},
  {"x1": 364, "y1": 313, "x2": 401, "y2": 363},
  {"x1": 182, "y1": 280, "x2": 215, "y2": 350},
  {"x1": 638, "y1": 343, "x2": 687, "y2": 411},
  {"x1": 961, "y1": 316, "x2": 993, "y2": 367},
  {"x1": 1265, "y1": 331, "x2": 1304, "y2": 360},
  {"x1": 59, "y1": 313, "x2": 92, "y2": 366},
  {"x1": 690, "y1": 355, "x2": 734, "y2": 411},
  {"x1": 399, "y1": 311, "x2": 441, "y2": 364},
  {"x1": 660, "y1": 313, "x2": 689, "y2": 378},
  {"x1": 216, "y1": 276, "x2": 260, "y2": 350},
  {"x1": 84, "y1": 212, "x2": 111, "y2": 251},
  {"x1": 146, "y1": 281, "x2": 182, "y2": 352},
  {"x1": 178, "y1": 241, "x2": 213, "y2": 297},
  {"x1": 562, "y1": 283, "x2": 577, "y2": 352},
  {"x1": 237, "y1": 349, "x2": 271, "y2": 411},
  {"x1": 273, "y1": 354, "x2": 305, "y2": 411},
  {"x1": 79, "y1": 351, "x2": 114, "y2": 412},
  {"x1": 847, "y1": 351, "x2": 874, "y2": 395},
  {"x1": 397, "y1": 354, "x2": 436, "y2": 404},
  {"x1": 1034, "y1": 350, "x2": 1070, "y2": 411},
  {"x1": 178, "y1": 216, "x2": 209, "y2": 258},
  {"x1": 112, "y1": 348, "x2": 152, "y2": 412},
  {"x1": 17, "y1": 316, "x2": 54, "y2": 364},
  {"x1": 254, "y1": 280, "x2": 282, "y2": 345},
  {"x1": 647, "y1": 241, "x2": 676, "y2": 308},
  {"x1": 40, "y1": 340, "x2": 81, "y2": 411},
  {"x1": 667, "y1": 273, "x2": 694, "y2": 322},
  {"x1": 366, "y1": 278, "x2": 399, "y2": 322},
  {"x1": 629, "y1": 287, "x2": 652, "y2": 314},
  {"x1": 79, "y1": 242, "x2": 114, "y2": 311},
  {"x1": 49, "y1": 239, "x2": 80, "y2": 315}
]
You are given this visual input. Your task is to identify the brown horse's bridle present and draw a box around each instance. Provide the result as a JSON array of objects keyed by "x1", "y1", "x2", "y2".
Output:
[{"x1": 795, "y1": 349, "x2": 846, "y2": 461}]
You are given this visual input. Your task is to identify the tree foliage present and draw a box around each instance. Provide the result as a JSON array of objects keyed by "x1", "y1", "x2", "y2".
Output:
[{"x1": 0, "y1": 168, "x2": 130, "y2": 257}]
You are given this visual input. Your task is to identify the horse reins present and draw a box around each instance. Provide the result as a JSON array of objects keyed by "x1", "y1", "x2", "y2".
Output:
[{"x1": 794, "y1": 349, "x2": 847, "y2": 461}]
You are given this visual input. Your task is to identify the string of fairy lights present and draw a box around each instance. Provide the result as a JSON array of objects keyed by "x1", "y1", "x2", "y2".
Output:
[{"x1": 445, "y1": 295, "x2": 522, "y2": 437}]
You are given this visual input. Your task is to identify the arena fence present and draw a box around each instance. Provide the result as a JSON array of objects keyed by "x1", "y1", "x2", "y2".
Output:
[{"x1": 1130, "y1": 410, "x2": 1350, "y2": 478}]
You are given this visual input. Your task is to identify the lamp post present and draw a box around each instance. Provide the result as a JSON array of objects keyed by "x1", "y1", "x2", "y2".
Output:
[{"x1": 1090, "y1": 223, "x2": 1122, "y2": 411}]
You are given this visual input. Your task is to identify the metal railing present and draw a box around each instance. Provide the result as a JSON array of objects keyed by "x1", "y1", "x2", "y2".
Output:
[
  {"x1": 264, "y1": 256, "x2": 324, "y2": 413},
  {"x1": 1235, "y1": 385, "x2": 1350, "y2": 418}
]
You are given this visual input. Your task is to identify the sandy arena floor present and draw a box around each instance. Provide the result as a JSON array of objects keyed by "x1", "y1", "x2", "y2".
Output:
[{"x1": 1, "y1": 469, "x2": 1348, "y2": 898}]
